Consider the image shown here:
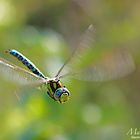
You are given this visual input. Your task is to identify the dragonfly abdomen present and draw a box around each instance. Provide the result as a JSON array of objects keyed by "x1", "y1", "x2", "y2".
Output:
[{"x1": 7, "y1": 49, "x2": 46, "y2": 79}]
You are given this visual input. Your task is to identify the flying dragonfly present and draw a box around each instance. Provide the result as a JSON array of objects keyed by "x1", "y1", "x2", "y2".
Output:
[{"x1": 0, "y1": 25, "x2": 135, "y2": 103}]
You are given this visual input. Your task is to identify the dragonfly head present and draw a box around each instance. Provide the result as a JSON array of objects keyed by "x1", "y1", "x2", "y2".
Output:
[{"x1": 54, "y1": 87, "x2": 70, "y2": 103}]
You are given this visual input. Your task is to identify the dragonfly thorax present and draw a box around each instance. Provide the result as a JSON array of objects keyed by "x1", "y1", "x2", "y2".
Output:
[{"x1": 47, "y1": 78, "x2": 70, "y2": 103}]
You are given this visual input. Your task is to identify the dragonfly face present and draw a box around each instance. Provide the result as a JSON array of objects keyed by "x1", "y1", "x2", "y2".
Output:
[{"x1": 47, "y1": 78, "x2": 70, "y2": 103}]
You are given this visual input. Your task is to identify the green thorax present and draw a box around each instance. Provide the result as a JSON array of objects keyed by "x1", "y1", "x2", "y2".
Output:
[{"x1": 47, "y1": 78, "x2": 63, "y2": 99}]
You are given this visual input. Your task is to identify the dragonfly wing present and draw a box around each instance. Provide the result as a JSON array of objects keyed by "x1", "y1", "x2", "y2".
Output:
[
  {"x1": 56, "y1": 25, "x2": 95, "y2": 77},
  {"x1": 56, "y1": 25, "x2": 135, "y2": 81},
  {"x1": 71, "y1": 25, "x2": 95, "y2": 64},
  {"x1": 0, "y1": 58, "x2": 46, "y2": 86},
  {"x1": 72, "y1": 48, "x2": 135, "y2": 81}
]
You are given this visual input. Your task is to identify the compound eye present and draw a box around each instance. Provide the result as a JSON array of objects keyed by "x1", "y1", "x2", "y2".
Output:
[
  {"x1": 54, "y1": 88, "x2": 63, "y2": 100},
  {"x1": 54, "y1": 88, "x2": 70, "y2": 103}
]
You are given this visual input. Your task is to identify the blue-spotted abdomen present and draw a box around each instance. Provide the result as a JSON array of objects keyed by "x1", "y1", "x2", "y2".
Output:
[{"x1": 7, "y1": 49, "x2": 46, "y2": 79}]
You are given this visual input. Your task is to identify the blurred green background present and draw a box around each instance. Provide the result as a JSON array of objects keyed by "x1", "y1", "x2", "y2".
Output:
[{"x1": 0, "y1": 0, "x2": 140, "y2": 140}]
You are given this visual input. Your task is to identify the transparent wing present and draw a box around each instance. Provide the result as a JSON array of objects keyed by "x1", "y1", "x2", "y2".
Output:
[
  {"x1": 69, "y1": 48, "x2": 135, "y2": 81},
  {"x1": 70, "y1": 25, "x2": 96, "y2": 65},
  {"x1": 0, "y1": 58, "x2": 46, "y2": 86},
  {"x1": 56, "y1": 25, "x2": 135, "y2": 81},
  {"x1": 56, "y1": 24, "x2": 95, "y2": 77}
]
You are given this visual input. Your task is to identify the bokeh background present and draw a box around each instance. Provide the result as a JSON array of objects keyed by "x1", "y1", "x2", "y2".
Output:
[{"x1": 0, "y1": 0, "x2": 140, "y2": 140}]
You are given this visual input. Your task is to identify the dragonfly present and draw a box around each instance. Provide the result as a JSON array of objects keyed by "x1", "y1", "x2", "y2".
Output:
[{"x1": 0, "y1": 25, "x2": 135, "y2": 103}]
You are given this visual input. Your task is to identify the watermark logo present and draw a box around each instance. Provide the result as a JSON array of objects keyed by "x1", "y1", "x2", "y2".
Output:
[{"x1": 126, "y1": 128, "x2": 140, "y2": 139}]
